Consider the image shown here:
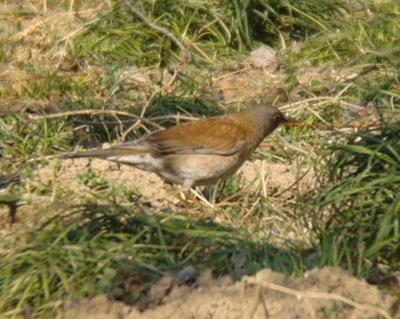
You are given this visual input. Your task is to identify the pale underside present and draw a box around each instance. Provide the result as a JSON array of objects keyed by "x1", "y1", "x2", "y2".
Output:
[{"x1": 108, "y1": 151, "x2": 250, "y2": 188}]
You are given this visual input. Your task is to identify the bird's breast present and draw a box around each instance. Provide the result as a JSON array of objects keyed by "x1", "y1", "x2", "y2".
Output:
[{"x1": 165, "y1": 151, "x2": 249, "y2": 186}]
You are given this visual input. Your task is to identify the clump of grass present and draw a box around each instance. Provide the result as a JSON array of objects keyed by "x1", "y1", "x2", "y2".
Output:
[
  {"x1": 78, "y1": 169, "x2": 110, "y2": 191},
  {"x1": 297, "y1": 1, "x2": 400, "y2": 66},
  {"x1": 146, "y1": 95, "x2": 222, "y2": 117},
  {"x1": 249, "y1": 0, "x2": 349, "y2": 46},
  {"x1": 0, "y1": 115, "x2": 74, "y2": 169},
  {"x1": 313, "y1": 124, "x2": 400, "y2": 279},
  {"x1": 286, "y1": 0, "x2": 400, "y2": 108},
  {"x1": 0, "y1": 197, "x2": 304, "y2": 318},
  {"x1": 70, "y1": 0, "x2": 350, "y2": 67}
]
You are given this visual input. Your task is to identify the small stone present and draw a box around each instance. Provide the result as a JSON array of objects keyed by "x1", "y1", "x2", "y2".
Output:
[
  {"x1": 177, "y1": 265, "x2": 198, "y2": 285},
  {"x1": 250, "y1": 45, "x2": 278, "y2": 71}
]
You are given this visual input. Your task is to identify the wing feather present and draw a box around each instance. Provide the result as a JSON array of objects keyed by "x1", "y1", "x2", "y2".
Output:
[{"x1": 114, "y1": 117, "x2": 247, "y2": 156}]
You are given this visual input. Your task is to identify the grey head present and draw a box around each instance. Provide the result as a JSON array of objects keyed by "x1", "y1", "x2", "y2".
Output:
[{"x1": 248, "y1": 104, "x2": 288, "y2": 135}]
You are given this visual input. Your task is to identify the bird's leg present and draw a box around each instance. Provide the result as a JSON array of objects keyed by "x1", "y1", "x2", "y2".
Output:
[
  {"x1": 201, "y1": 185, "x2": 214, "y2": 203},
  {"x1": 181, "y1": 180, "x2": 214, "y2": 207},
  {"x1": 189, "y1": 188, "x2": 214, "y2": 207},
  {"x1": 202, "y1": 180, "x2": 226, "y2": 204}
]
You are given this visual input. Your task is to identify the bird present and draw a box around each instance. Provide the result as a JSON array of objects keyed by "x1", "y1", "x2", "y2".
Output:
[{"x1": 63, "y1": 105, "x2": 287, "y2": 189}]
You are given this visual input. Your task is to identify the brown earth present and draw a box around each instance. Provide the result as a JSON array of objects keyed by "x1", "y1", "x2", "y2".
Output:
[
  {"x1": 62, "y1": 267, "x2": 398, "y2": 319},
  {"x1": 1, "y1": 153, "x2": 315, "y2": 242},
  {"x1": 28, "y1": 157, "x2": 314, "y2": 206}
]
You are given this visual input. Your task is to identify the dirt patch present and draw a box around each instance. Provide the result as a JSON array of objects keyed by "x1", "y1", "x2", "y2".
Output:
[
  {"x1": 239, "y1": 159, "x2": 315, "y2": 199},
  {"x1": 213, "y1": 66, "x2": 286, "y2": 104},
  {"x1": 30, "y1": 156, "x2": 314, "y2": 207},
  {"x1": 30, "y1": 158, "x2": 173, "y2": 204},
  {"x1": 62, "y1": 267, "x2": 397, "y2": 319}
]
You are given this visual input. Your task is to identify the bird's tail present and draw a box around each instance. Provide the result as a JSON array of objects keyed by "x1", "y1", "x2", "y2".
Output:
[
  {"x1": 61, "y1": 144, "x2": 152, "y2": 161},
  {"x1": 61, "y1": 148, "x2": 118, "y2": 160}
]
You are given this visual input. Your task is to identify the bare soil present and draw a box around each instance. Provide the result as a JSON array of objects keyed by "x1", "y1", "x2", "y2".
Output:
[
  {"x1": 62, "y1": 266, "x2": 398, "y2": 319},
  {"x1": 29, "y1": 157, "x2": 313, "y2": 205},
  {"x1": 0, "y1": 154, "x2": 316, "y2": 245}
]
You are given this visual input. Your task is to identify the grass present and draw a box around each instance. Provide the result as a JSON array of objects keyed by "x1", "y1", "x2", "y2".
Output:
[
  {"x1": 70, "y1": 0, "x2": 349, "y2": 66},
  {"x1": 0, "y1": 0, "x2": 399, "y2": 317},
  {"x1": 0, "y1": 196, "x2": 305, "y2": 318},
  {"x1": 312, "y1": 124, "x2": 400, "y2": 279},
  {"x1": 284, "y1": 0, "x2": 400, "y2": 112}
]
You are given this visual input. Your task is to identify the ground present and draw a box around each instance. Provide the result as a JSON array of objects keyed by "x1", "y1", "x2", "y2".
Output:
[
  {"x1": 1, "y1": 155, "x2": 396, "y2": 319},
  {"x1": 62, "y1": 267, "x2": 396, "y2": 319}
]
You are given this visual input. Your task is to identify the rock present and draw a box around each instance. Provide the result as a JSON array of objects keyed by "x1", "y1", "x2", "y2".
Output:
[{"x1": 250, "y1": 45, "x2": 278, "y2": 71}]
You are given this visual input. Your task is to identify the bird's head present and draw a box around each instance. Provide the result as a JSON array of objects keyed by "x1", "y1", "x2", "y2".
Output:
[{"x1": 250, "y1": 105, "x2": 288, "y2": 135}]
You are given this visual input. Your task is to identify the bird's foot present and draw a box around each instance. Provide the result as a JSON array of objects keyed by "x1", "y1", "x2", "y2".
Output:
[
  {"x1": 171, "y1": 186, "x2": 214, "y2": 208},
  {"x1": 189, "y1": 188, "x2": 214, "y2": 207}
]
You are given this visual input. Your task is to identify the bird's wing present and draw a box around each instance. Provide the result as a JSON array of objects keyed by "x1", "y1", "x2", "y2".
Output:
[{"x1": 116, "y1": 117, "x2": 248, "y2": 156}]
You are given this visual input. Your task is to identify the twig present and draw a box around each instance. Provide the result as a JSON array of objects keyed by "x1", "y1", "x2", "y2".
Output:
[
  {"x1": 285, "y1": 120, "x2": 382, "y2": 130},
  {"x1": 71, "y1": 114, "x2": 196, "y2": 126},
  {"x1": 29, "y1": 110, "x2": 197, "y2": 125},
  {"x1": 120, "y1": 91, "x2": 158, "y2": 140},
  {"x1": 121, "y1": 68, "x2": 179, "y2": 140},
  {"x1": 260, "y1": 160, "x2": 267, "y2": 199},
  {"x1": 274, "y1": 168, "x2": 311, "y2": 198},
  {"x1": 43, "y1": 0, "x2": 47, "y2": 15},
  {"x1": 280, "y1": 97, "x2": 333, "y2": 111},
  {"x1": 26, "y1": 154, "x2": 57, "y2": 163},
  {"x1": 245, "y1": 278, "x2": 392, "y2": 319},
  {"x1": 123, "y1": 0, "x2": 190, "y2": 62},
  {"x1": 139, "y1": 123, "x2": 151, "y2": 134},
  {"x1": 246, "y1": 285, "x2": 270, "y2": 319},
  {"x1": 303, "y1": 106, "x2": 330, "y2": 125},
  {"x1": 242, "y1": 197, "x2": 261, "y2": 219},
  {"x1": 216, "y1": 186, "x2": 248, "y2": 207},
  {"x1": 215, "y1": 66, "x2": 252, "y2": 81},
  {"x1": 30, "y1": 109, "x2": 137, "y2": 120},
  {"x1": 29, "y1": 109, "x2": 165, "y2": 132},
  {"x1": 195, "y1": 19, "x2": 219, "y2": 39},
  {"x1": 187, "y1": 41, "x2": 213, "y2": 63},
  {"x1": 151, "y1": 114, "x2": 197, "y2": 122},
  {"x1": 25, "y1": 0, "x2": 39, "y2": 13}
]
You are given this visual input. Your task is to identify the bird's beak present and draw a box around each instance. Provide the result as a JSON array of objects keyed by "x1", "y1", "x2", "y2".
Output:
[{"x1": 282, "y1": 116, "x2": 297, "y2": 125}]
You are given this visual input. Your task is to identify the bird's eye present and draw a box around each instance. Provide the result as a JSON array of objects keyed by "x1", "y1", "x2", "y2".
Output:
[{"x1": 273, "y1": 112, "x2": 286, "y2": 123}]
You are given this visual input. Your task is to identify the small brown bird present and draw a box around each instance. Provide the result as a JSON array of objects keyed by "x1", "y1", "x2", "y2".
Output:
[{"x1": 64, "y1": 105, "x2": 287, "y2": 188}]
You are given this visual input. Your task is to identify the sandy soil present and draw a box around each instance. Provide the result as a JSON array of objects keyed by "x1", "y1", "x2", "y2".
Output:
[
  {"x1": 62, "y1": 266, "x2": 398, "y2": 319},
  {"x1": 29, "y1": 157, "x2": 314, "y2": 206}
]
